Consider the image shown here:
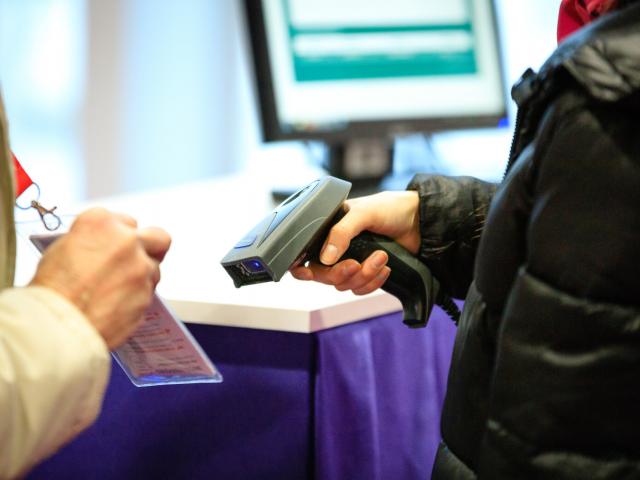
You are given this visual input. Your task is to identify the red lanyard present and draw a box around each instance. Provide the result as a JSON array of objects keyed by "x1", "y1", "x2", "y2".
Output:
[
  {"x1": 10, "y1": 151, "x2": 61, "y2": 230},
  {"x1": 11, "y1": 151, "x2": 34, "y2": 198}
]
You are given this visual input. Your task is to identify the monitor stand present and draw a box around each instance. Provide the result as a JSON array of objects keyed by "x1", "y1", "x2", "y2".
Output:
[{"x1": 270, "y1": 138, "x2": 394, "y2": 203}]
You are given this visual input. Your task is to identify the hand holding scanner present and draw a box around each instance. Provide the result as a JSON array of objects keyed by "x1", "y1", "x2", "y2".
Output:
[{"x1": 220, "y1": 177, "x2": 460, "y2": 327}]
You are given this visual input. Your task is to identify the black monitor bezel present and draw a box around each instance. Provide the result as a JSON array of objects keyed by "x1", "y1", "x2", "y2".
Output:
[{"x1": 244, "y1": 0, "x2": 508, "y2": 144}]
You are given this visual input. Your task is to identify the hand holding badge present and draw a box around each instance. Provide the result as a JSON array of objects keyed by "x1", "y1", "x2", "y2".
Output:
[{"x1": 14, "y1": 152, "x2": 222, "y2": 387}]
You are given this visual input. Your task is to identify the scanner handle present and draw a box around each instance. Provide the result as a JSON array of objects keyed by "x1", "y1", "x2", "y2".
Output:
[
  {"x1": 307, "y1": 208, "x2": 460, "y2": 327},
  {"x1": 341, "y1": 231, "x2": 459, "y2": 327}
]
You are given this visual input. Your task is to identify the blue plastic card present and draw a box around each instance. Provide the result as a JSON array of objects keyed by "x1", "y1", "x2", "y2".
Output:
[{"x1": 29, "y1": 233, "x2": 223, "y2": 387}]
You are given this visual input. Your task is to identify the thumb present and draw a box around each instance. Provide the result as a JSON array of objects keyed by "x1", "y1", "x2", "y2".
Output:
[
  {"x1": 138, "y1": 227, "x2": 172, "y2": 262},
  {"x1": 319, "y1": 209, "x2": 369, "y2": 265}
]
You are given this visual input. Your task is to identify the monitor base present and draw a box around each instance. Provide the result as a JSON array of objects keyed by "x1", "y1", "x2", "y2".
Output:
[
  {"x1": 270, "y1": 171, "x2": 415, "y2": 204},
  {"x1": 326, "y1": 138, "x2": 394, "y2": 185},
  {"x1": 271, "y1": 138, "x2": 395, "y2": 203}
]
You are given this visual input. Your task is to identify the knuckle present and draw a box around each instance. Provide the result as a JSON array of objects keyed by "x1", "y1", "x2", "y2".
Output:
[
  {"x1": 127, "y1": 258, "x2": 151, "y2": 285},
  {"x1": 150, "y1": 262, "x2": 161, "y2": 286},
  {"x1": 360, "y1": 269, "x2": 378, "y2": 283},
  {"x1": 290, "y1": 268, "x2": 309, "y2": 280},
  {"x1": 122, "y1": 213, "x2": 138, "y2": 227},
  {"x1": 380, "y1": 266, "x2": 391, "y2": 281},
  {"x1": 115, "y1": 230, "x2": 139, "y2": 256},
  {"x1": 73, "y1": 208, "x2": 121, "y2": 236},
  {"x1": 72, "y1": 208, "x2": 102, "y2": 229},
  {"x1": 330, "y1": 223, "x2": 346, "y2": 236},
  {"x1": 84, "y1": 207, "x2": 111, "y2": 224},
  {"x1": 310, "y1": 271, "x2": 325, "y2": 283}
]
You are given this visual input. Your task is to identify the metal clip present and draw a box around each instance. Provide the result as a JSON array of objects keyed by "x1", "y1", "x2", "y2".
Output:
[
  {"x1": 30, "y1": 200, "x2": 62, "y2": 231},
  {"x1": 15, "y1": 182, "x2": 62, "y2": 231}
]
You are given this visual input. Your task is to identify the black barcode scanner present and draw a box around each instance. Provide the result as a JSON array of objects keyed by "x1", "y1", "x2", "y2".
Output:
[{"x1": 220, "y1": 176, "x2": 460, "y2": 327}]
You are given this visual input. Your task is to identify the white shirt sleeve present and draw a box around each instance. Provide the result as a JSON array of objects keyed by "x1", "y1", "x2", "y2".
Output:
[{"x1": 0, "y1": 286, "x2": 110, "y2": 479}]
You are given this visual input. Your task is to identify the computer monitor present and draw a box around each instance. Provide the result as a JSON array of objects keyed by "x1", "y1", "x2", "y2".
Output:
[{"x1": 244, "y1": 0, "x2": 507, "y2": 191}]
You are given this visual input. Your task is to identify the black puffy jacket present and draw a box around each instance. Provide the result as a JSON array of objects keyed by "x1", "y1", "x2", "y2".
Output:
[{"x1": 408, "y1": 5, "x2": 640, "y2": 479}]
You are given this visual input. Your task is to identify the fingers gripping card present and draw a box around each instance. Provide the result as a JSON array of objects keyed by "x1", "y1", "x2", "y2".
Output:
[{"x1": 30, "y1": 233, "x2": 222, "y2": 387}]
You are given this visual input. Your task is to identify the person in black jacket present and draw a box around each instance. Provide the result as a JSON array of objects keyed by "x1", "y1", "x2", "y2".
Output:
[{"x1": 291, "y1": 0, "x2": 640, "y2": 477}]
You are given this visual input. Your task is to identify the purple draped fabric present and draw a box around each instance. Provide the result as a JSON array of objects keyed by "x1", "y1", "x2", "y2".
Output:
[
  {"x1": 27, "y1": 308, "x2": 456, "y2": 479},
  {"x1": 315, "y1": 307, "x2": 457, "y2": 479}
]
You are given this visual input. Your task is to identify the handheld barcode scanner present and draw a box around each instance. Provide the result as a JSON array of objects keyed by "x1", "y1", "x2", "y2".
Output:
[{"x1": 221, "y1": 176, "x2": 460, "y2": 327}]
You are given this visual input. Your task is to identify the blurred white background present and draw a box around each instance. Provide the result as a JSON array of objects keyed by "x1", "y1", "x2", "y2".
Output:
[{"x1": 0, "y1": 0, "x2": 560, "y2": 205}]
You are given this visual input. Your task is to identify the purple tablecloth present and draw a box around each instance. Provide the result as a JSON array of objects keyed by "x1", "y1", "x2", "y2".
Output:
[{"x1": 28, "y1": 307, "x2": 456, "y2": 479}]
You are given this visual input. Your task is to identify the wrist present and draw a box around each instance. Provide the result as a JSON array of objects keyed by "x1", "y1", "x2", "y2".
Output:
[{"x1": 404, "y1": 191, "x2": 421, "y2": 254}]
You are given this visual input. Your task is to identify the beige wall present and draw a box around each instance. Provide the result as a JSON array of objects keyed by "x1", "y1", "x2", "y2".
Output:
[{"x1": 82, "y1": 0, "x2": 259, "y2": 199}]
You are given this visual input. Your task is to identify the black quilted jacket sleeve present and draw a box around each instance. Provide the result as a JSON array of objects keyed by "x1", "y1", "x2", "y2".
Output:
[{"x1": 407, "y1": 175, "x2": 498, "y2": 299}]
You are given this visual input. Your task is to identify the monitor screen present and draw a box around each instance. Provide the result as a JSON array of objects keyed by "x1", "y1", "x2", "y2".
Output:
[{"x1": 245, "y1": 0, "x2": 507, "y2": 143}]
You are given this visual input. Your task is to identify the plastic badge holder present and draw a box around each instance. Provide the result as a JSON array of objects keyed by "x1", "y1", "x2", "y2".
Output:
[{"x1": 29, "y1": 233, "x2": 222, "y2": 387}]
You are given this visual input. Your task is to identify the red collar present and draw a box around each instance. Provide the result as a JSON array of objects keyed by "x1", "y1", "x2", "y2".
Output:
[{"x1": 557, "y1": 0, "x2": 619, "y2": 43}]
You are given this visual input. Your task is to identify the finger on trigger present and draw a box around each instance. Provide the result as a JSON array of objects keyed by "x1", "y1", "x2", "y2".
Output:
[
  {"x1": 361, "y1": 250, "x2": 388, "y2": 277},
  {"x1": 290, "y1": 266, "x2": 313, "y2": 281},
  {"x1": 306, "y1": 262, "x2": 339, "y2": 285},
  {"x1": 353, "y1": 266, "x2": 391, "y2": 295}
]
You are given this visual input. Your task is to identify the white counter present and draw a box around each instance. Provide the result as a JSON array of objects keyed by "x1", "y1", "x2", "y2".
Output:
[{"x1": 15, "y1": 173, "x2": 402, "y2": 333}]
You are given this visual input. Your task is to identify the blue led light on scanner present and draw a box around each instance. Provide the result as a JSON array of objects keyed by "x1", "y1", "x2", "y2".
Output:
[{"x1": 242, "y1": 259, "x2": 266, "y2": 273}]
